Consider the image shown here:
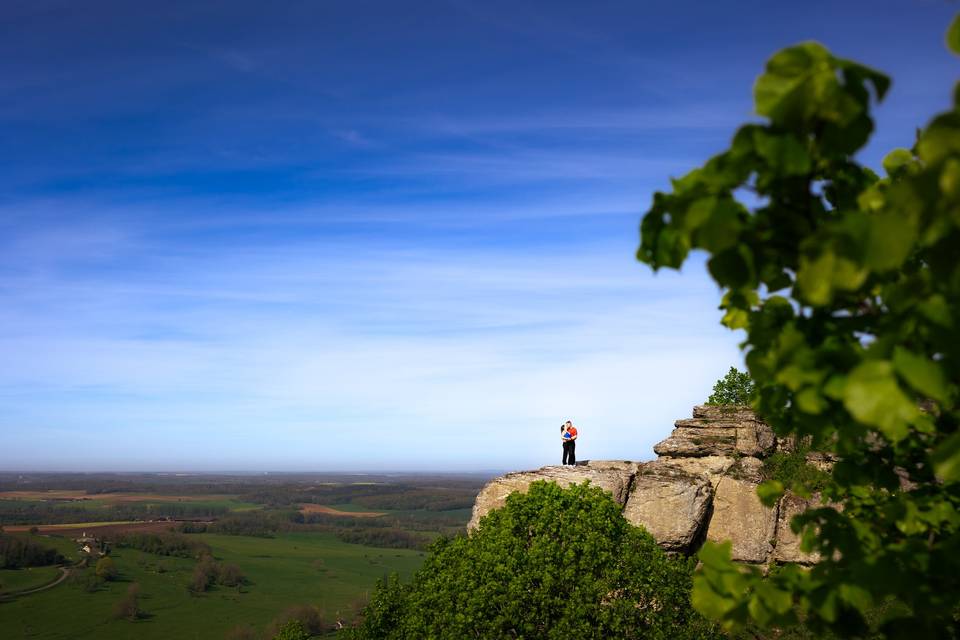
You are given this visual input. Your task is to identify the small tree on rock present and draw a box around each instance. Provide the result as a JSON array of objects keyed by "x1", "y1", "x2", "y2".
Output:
[{"x1": 705, "y1": 367, "x2": 754, "y2": 405}]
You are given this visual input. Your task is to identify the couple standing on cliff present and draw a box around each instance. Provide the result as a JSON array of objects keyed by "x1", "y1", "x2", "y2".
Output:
[{"x1": 560, "y1": 420, "x2": 578, "y2": 465}]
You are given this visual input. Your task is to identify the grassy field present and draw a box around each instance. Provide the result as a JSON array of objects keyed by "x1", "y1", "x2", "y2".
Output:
[
  {"x1": 0, "y1": 531, "x2": 425, "y2": 640},
  {"x1": 0, "y1": 566, "x2": 62, "y2": 594}
]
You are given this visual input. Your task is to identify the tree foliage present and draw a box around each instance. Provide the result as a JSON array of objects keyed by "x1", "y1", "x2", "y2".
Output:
[
  {"x1": 0, "y1": 533, "x2": 64, "y2": 568},
  {"x1": 346, "y1": 481, "x2": 719, "y2": 640},
  {"x1": 267, "y1": 604, "x2": 327, "y2": 638},
  {"x1": 272, "y1": 620, "x2": 310, "y2": 640},
  {"x1": 637, "y1": 16, "x2": 960, "y2": 640},
  {"x1": 706, "y1": 367, "x2": 755, "y2": 405},
  {"x1": 95, "y1": 556, "x2": 118, "y2": 581}
]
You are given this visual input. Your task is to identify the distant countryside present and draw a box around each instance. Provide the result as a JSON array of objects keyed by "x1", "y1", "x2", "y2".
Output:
[{"x1": 0, "y1": 473, "x2": 488, "y2": 639}]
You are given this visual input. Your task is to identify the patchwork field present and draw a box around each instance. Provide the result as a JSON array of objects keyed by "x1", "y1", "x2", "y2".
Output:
[
  {"x1": 0, "y1": 532, "x2": 425, "y2": 640},
  {"x1": 0, "y1": 472, "x2": 486, "y2": 638}
]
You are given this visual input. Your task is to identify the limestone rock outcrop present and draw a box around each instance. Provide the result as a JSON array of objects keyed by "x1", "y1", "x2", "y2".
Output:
[
  {"x1": 622, "y1": 461, "x2": 712, "y2": 551},
  {"x1": 706, "y1": 475, "x2": 777, "y2": 563},
  {"x1": 467, "y1": 464, "x2": 635, "y2": 530},
  {"x1": 469, "y1": 405, "x2": 828, "y2": 565}
]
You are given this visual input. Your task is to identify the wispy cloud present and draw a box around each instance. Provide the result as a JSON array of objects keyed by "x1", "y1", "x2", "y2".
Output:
[
  {"x1": 2, "y1": 0, "x2": 953, "y2": 471},
  {"x1": 0, "y1": 201, "x2": 737, "y2": 470}
]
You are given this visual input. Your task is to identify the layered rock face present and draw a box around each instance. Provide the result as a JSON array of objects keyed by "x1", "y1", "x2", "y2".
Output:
[{"x1": 468, "y1": 405, "x2": 822, "y2": 564}]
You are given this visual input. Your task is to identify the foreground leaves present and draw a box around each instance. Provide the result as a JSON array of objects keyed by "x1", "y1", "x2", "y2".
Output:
[{"x1": 638, "y1": 14, "x2": 960, "y2": 640}]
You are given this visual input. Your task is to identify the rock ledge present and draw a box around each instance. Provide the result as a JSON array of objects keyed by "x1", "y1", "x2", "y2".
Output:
[{"x1": 468, "y1": 406, "x2": 825, "y2": 564}]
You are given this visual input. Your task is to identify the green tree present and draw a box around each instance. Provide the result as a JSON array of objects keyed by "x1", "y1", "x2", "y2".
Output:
[
  {"x1": 346, "y1": 481, "x2": 719, "y2": 640},
  {"x1": 706, "y1": 367, "x2": 754, "y2": 405},
  {"x1": 272, "y1": 620, "x2": 309, "y2": 640},
  {"x1": 637, "y1": 16, "x2": 960, "y2": 640},
  {"x1": 267, "y1": 604, "x2": 325, "y2": 637},
  {"x1": 94, "y1": 556, "x2": 118, "y2": 581}
]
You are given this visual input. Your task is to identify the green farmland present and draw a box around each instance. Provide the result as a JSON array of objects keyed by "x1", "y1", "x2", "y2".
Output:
[
  {"x1": 0, "y1": 565, "x2": 62, "y2": 594},
  {"x1": 0, "y1": 532, "x2": 426, "y2": 640}
]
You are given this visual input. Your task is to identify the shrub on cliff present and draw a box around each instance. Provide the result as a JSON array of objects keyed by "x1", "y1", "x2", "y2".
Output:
[{"x1": 344, "y1": 481, "x2": 720, "y2": 640}]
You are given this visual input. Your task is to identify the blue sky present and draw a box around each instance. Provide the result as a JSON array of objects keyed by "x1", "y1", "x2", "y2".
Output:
[{"x1": 1, "y1": 1, "x2": 956, "y2": 472}]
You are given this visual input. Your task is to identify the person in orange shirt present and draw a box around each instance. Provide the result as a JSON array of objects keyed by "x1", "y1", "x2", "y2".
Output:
[{"x1": 561, "y1": 420, "x2": 578, "y2": 465}]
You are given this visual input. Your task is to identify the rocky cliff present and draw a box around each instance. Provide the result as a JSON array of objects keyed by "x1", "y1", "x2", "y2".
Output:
[{"x1": 469, "y1": 406, "x2": 823, "y2": 564}]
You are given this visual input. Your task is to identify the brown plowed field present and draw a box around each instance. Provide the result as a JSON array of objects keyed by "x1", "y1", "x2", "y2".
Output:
[{"x1": 299, "y1": 504, "x2": 385, "y2": 517}]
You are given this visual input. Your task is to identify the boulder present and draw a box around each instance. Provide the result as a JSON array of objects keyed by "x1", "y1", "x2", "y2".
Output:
[
  {"x1": 736, "y1": 420, "x2": 776, "y2": 457},
  {"x1": 653, "y1": 424, "x2": 738, "y2": 457},
  {"x1": 653, "y1": 414, "x2": 775, "y2": 459},
  {"x1": 578, "y1": 459, "x2": 641, "y2": 474},
  {"x1": 654, "y1": 455, "x2": 735, "y2": 487},
  {"x1": 706, "y1": 475, "x2": 778, "y2": 563},
  {"x1": 467, "y1": 464, "x2": 635, "y2": 530},
  {"x1": 726, "y1": 456, "x2": 763, "y2": 483},
  {"x1": 693, "y1": 404, "x2": 757, "y2": 422},
  {"x1": 622, "y1": 461, "x2": 713, "y2": 552},
  {"x1": 773, "y1": 493, "x2": 820, "y2": 564}
]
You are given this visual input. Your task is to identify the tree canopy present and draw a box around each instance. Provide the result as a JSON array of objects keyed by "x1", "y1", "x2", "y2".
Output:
[
  {"x1": 706, "y1": 367, "x2": 755, "y2": 405},
  {"x1": 347, "y1": 481, "x2": 719, "y2": 640},
  {"x1": 638, "y1": 15, "x2": 960, "y2": 640}
]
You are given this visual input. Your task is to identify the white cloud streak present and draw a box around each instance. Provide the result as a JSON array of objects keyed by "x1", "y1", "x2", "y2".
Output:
[{"x1": 0, "y1": 205, "x2": 740, "y2": 471}]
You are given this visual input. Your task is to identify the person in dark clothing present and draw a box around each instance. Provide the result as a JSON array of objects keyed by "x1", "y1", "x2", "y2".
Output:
[{"x1": 561, "y1": 420, "x2": 578, "y2": 465}]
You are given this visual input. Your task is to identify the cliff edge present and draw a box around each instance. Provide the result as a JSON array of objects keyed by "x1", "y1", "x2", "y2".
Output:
[{"x1": 469, "y1": 406, "x2": 823, "y2": 564}]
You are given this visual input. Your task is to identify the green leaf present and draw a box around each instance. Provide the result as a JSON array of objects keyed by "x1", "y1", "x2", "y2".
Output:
[
  {"x1": 754, "y1": 42, "x2": 833, "y2": 126},
  {"x1": 797, "y1": 248, "x2": 867, "y2": 305},
  {"x1": 918, "y1": 294, "x2": 953, "y2": 328},
  {"x1": 823, "y1": 374, "x2": 847, "y2": 400},
  {"x1": 797, "y1": 250, "x2": 835, "y2": 305},
  {"x1": 757, "y1": 581, "x2": 793, "y2": 616},
  {"x1": 842, "y1": 360, "x2": 917, "y2": 441},
  {"x1": 882, "y1": 148, "x2": 914, "y2": 177},
  {"x1": 917, "y1": 111, "x2": 960, "y2": 165},
  {"x1": 754, "y1": 129, "x2": 812, "y2": 175},
  {"x1": 697, "y1": 199, "x2": 745, "y2": 253},
  {"x1": 931, "y1": 431, "x2": 960, "y2": 483},
  {"x1": 939, "y1": 157, "x2": 960, "y2": 198},
  {"x1": 757, "y1": 480, "x2": 785, "y2": 507},
  {"x1": 863, "y1": 210, "x2": 918, "y2": 272},
  {"x1": 796, "y1": 386, "x2": 827, "y2": 414},
  {"x1": 683, "y1": 197, "x2": 718, "y2": 231},
  {"x1": 708, "y1": 246, "x2": 755, "y2": 289},
  {"x1": 947, "y1": 13, "x2": 960, "y2": 56},
  {"x1": 821, "y1": 113, "x2": 874, "y2": 155},
  {"x1": 838, "y1": 583, "x2": 873, "y2": 614},
  {"x1": 721, "y1": 307, "x2": 750, "y2": 330},
  {"x1": 697, "y1": 539, "x2": 733, "y2": 570},
  {"x1": 840, "y1": 60, "x2": 891, "y2": 102},
  {"x1": 892, "y1": 347, "x2": 949, "y2": 402}
]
